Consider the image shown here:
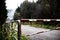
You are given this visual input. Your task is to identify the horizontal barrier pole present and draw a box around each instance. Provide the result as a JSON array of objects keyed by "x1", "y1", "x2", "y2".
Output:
[{"x1": 21, "y1": 19, "x2": 60, "y2": 22}]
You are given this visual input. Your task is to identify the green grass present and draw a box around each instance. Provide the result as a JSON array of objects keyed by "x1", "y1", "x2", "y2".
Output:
[
  {"x1": 22, "y1": 22, "x2": 57, "y2": 29},
  {"x1": 22, "y1": 22, "x2": 30, "y2": 25},
  {"x1": 31, "y1": 23, "x2": 56, "y2": 29},
  {"x1": 21, "y1": 36, "x2": 28, "y2": 40}
]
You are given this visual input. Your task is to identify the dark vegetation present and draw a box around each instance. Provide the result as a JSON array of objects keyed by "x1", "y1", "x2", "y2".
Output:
[
  {"x1": 14, "y1": 0, "x2": 60, "y2": 19},
  {"x1": 0, "y1": 0, "x2": 7, "y2": 40},
  {"x1": 0, "y1": 0, "x2": 7, "y2": 27},
  {"x1": 13, "y1": 7, "x2": 20, "y2": 20}
]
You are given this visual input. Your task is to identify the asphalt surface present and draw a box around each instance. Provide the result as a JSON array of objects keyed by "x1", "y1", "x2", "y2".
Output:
[
  {"x1": 21, "y1": 25, "x2": 60, "y2": 40},
  {"x1": 28, "y1": 30, "x2": 60, "y2": 40},
  {"x1": 21, "y1": 25, "x2": 50, "y2": 36}
]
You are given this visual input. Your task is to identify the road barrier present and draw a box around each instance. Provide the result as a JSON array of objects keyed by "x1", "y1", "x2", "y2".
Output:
[{"x1": 21, "y1": 19, "x2": 60, "y2": 22}]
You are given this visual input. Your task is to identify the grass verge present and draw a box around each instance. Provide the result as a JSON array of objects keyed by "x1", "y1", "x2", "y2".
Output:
[
  {"x1": 21, "y1": 35, "x2": 28, "y2": 40},
  {"x1": 22, "y1": 22, "x2": 58, "y2": 29},
  {"x1": 31, "y1": 23, "x2": 56, "y2": 29}
]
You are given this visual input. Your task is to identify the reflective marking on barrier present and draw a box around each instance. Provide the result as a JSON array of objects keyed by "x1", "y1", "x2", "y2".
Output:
[
  {"x1": 43, "y1": 19, "x2": 47, "y2": 21},
  {"x1": 43, "y1": 19, "x2": 51, "y2": 21},
  {"x1": 29, "y1": 19, "x2": 37, "y2": 21},
  {"x1": 46, "y1": 19, "x2": 51, "y2": 21},
  {"x1": 56, "y1": 19, "x2": 60, "y2": 21}
]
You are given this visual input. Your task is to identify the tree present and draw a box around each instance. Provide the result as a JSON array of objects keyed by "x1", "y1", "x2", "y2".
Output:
[
  {"x1": 19, "y1": 1, "x2": 44, "y2": 19},
  {"x1": 0, "y1": 0, "x2": 7, "y2": 30},
  {"x1": 13, "y1": 7, "x2": 20, "y2": 20},
  {"x1": 13, "y1": 12, "x2": 20, "y2": 20},
  {"x1": 20, "y1": 1, "x2": 33, "y2": 19},
  {"x1": 0, "y1": 0, "x2": 7, "y2": 40},
  {"x1": 15, "y1": 0, "x2": 60, "y2": 19},
  {"x1": 36, "y1": 0, "x2": 51, "y2": 19},
  {"x1": 15, "y1": 7, "x2": 20, "y2": 13},
  {"x1": 50, "y1": 0, "x2": 60, "y2": 18},
  {"x1": 37, "y1": 0, "x2": 60, "y2": 19}
]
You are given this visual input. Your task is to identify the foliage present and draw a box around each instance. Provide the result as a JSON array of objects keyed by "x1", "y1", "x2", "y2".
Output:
[
  {"x1": 22, "y1": 22, "x2": 60, "y2": 29},
  {"x1": 0, "y1": 23, "x2": 10, "y2": 40},
  {"x1": 21, "y1": 36, "x2": 27, "y2": 40},
  {"x1": 22, "y1": 22, "x2": 30, "y2": 25},
  {"x1": 0, "y1": 22, "x2": 18, "y2": 40},
  {"x1": 49, "y1": 0, "x2": 60, "y2": 18},
  {"x1": 0, "y1": 0, "x2": 7, "y2": 39},
  {"x1": 36, "y1": 0, "x2": 51, "y2": 19},
  {"x1": 20, "y1": 1, "x2": 37, "y2": 19},
  {"x1": 14, "y1": 0, "x2": 60, "y2": 19},
  {"x1": 0, "y1": 0, "x2": 7, "y2": 26},
  {"x1": 13, "y1": 12, "x2": 20, "y2": 20},
  {"x1": 10, "y1": 22, "x2": 18, "y2": 40},
  {"x1": 15, "y1": 1, "x2": 44, "y2": 19},
  {"x1": 15, "y1": 7, "x2": 20, "y2": 13},
  {"x1": 0, "y1": 21, "x2": 27, "y2": 40},
  {"x1": 13, "y1": 7, "x2": 20, "y2": 20},
  {"x1": 31, "y1": 23, "x2": 56, "y2": 29}
]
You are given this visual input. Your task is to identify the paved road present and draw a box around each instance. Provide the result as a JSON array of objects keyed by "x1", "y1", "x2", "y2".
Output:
[
  {"x1": 28, "y1": 30, "x2": 60, "y2": 40},
  {"x1": 21, "y1": 25, "x2": 50, "y2": 36},
  {"x1": 21, "y1": 25, "x2": 60, "y2": 40}
]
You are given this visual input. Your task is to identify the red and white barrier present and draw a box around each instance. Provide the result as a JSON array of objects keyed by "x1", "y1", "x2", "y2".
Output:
[{"x1": 21, "y1": 19, "x2": 60, "y2": 22}]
